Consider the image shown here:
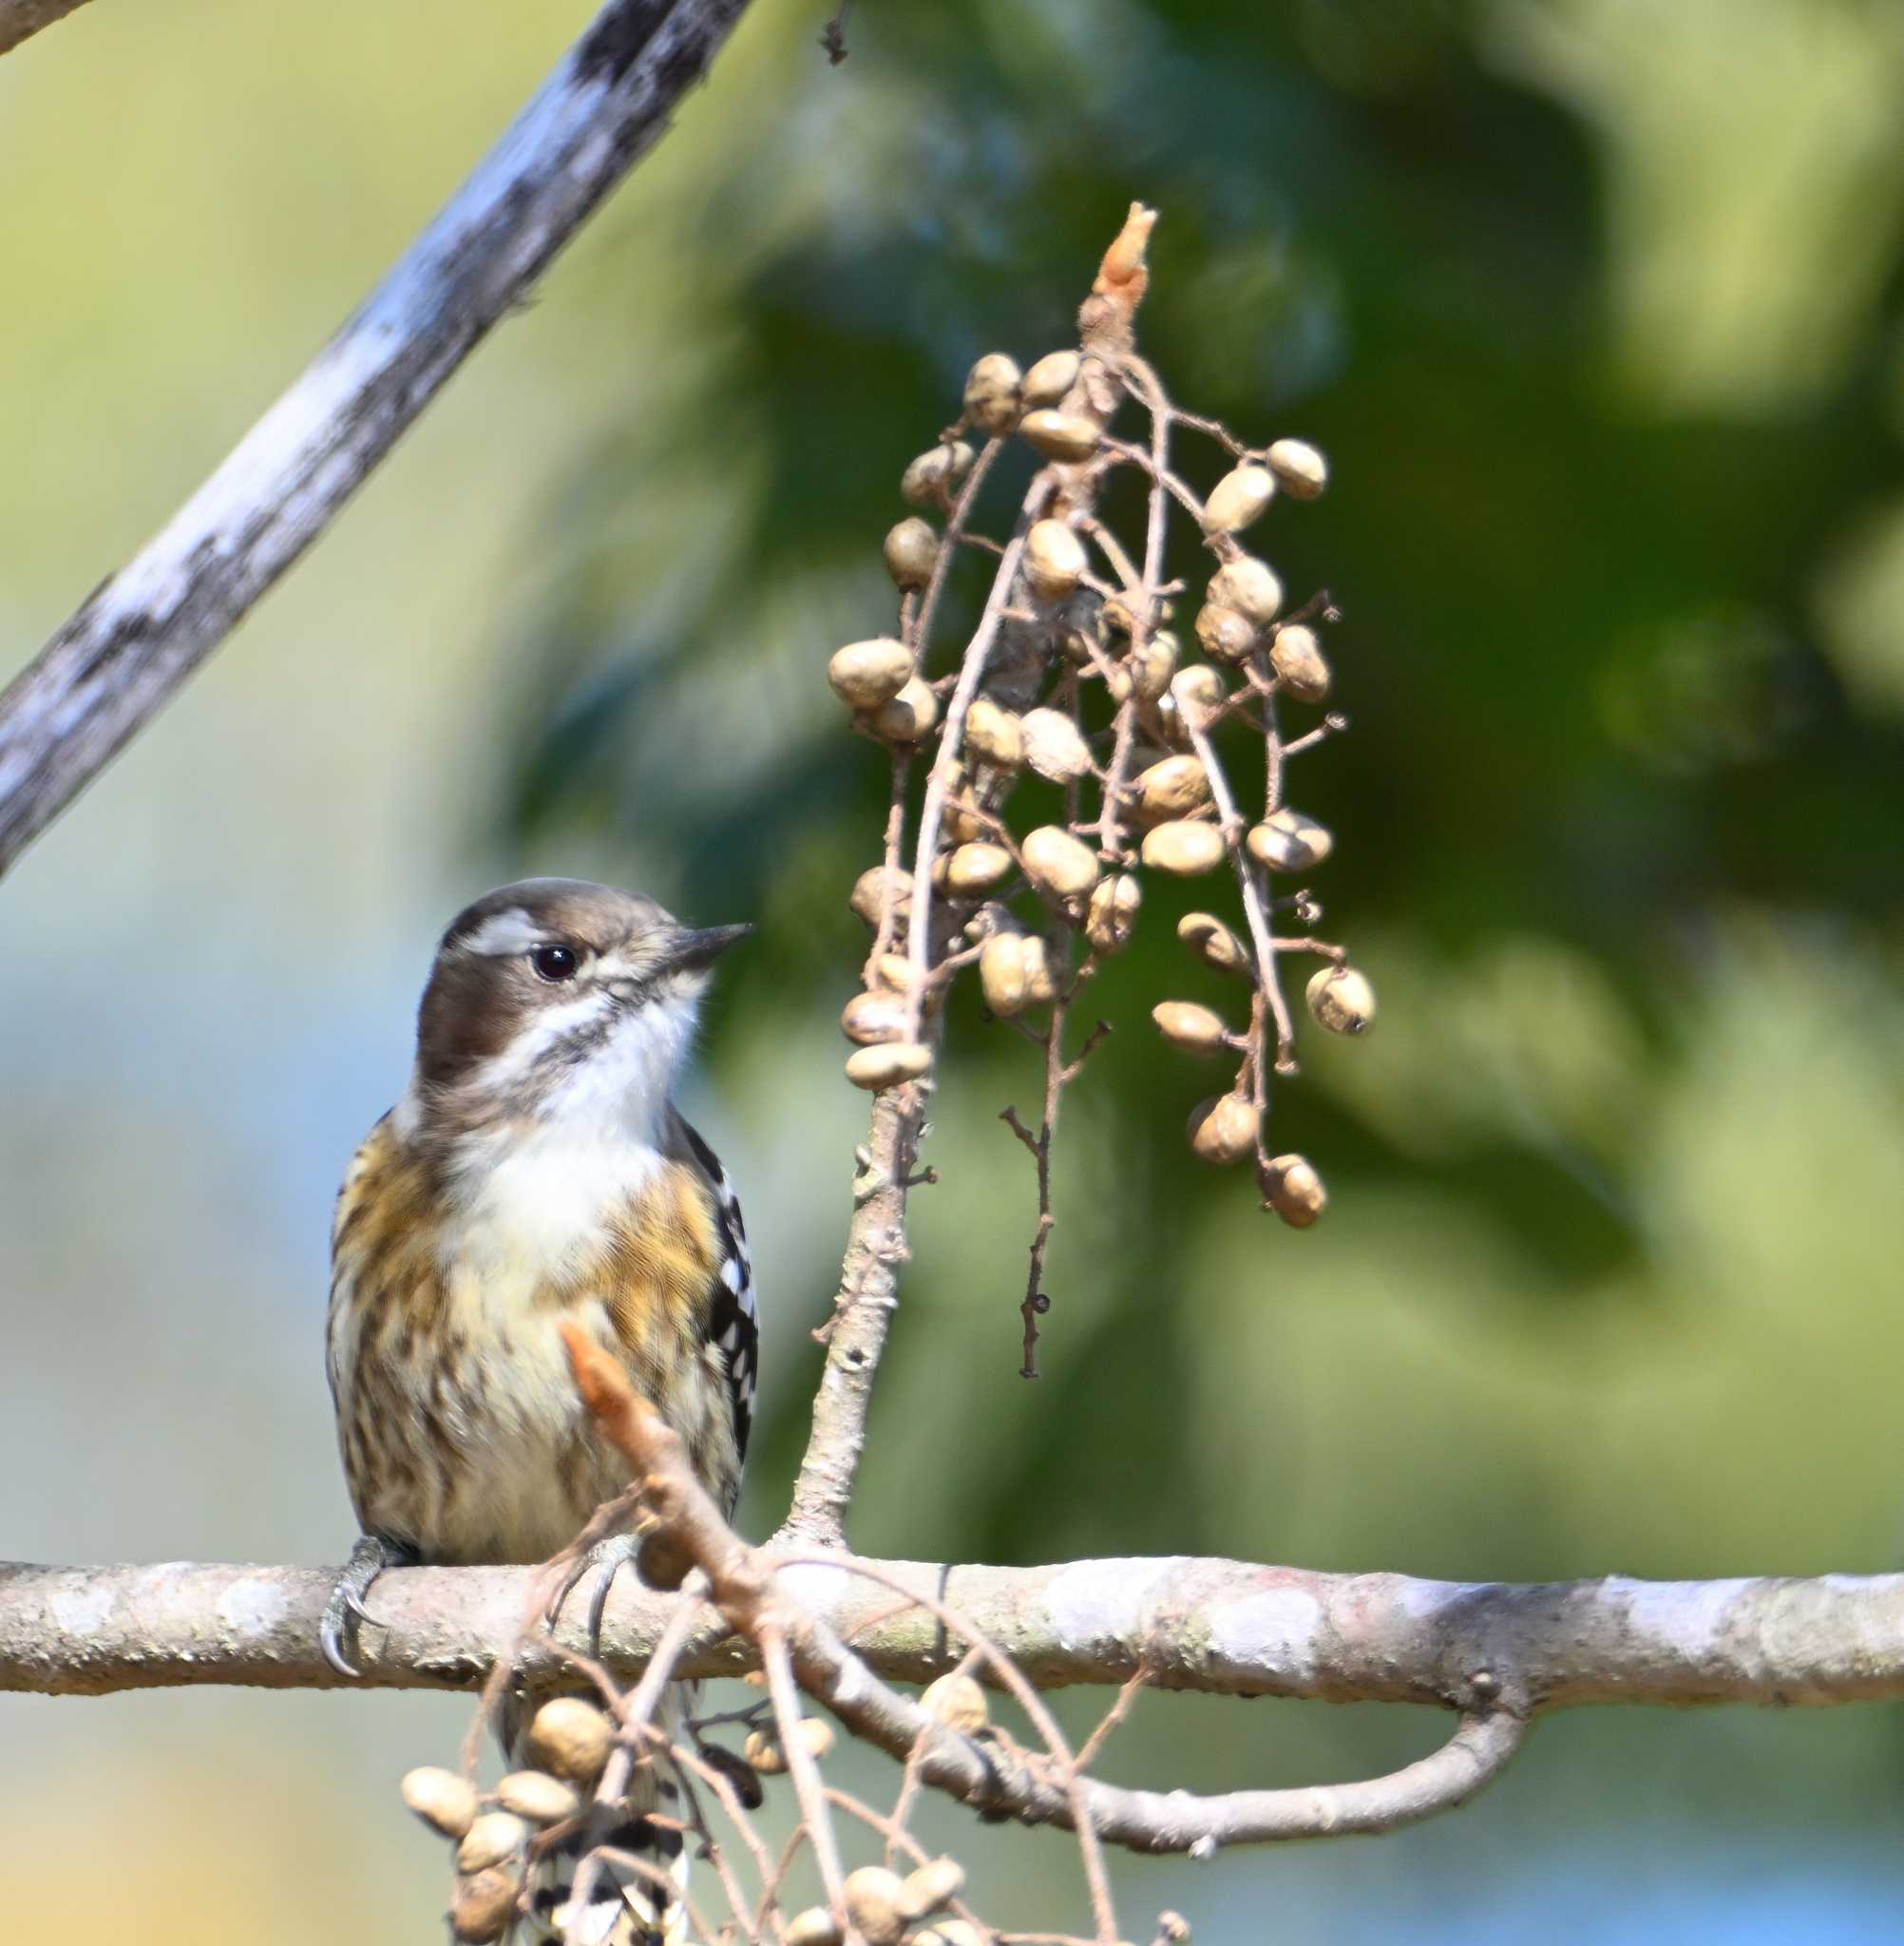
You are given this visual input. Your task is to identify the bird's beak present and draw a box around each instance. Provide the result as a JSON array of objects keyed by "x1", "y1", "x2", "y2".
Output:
[{"x1": 658, "y1": 923, "x2": 754, "y2": 975}]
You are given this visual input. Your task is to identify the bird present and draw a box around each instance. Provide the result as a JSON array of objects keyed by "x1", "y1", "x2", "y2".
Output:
[{"x1": 323, "y1": 877, "x2": 756, "y2": 1944}]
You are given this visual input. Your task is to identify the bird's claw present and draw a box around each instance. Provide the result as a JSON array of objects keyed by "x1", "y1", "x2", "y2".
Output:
[
  {"x1": 321, "y1": 1534, "x2": 418, "y2": 1678},
  {"x1": 543, "y1": 1533, "x2": 645, "y2": 1650}
]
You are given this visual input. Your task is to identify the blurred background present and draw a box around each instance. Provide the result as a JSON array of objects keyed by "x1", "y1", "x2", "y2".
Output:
[{"x1": 5, "y1": 0, "x2": 1904, "y2": 1937}]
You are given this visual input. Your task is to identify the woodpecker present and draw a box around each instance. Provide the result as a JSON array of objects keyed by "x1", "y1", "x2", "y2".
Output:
[{"x1": 323, "y1": 878, "x2": 756, "y2": 1944}]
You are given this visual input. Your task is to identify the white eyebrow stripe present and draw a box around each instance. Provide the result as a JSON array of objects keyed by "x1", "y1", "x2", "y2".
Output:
[{"x1": 459, "y1": 909, "x2": 542, "y2": 956}]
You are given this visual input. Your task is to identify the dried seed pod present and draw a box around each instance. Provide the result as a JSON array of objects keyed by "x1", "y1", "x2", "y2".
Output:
[
  {"x1": 1153, "y1": 1002, "x2": 1231, "y2": 1057},
  {"x1": 1054, "y1": 589, "x2": 1109, "y2": 664},
  {"x1": 637, "y1": 1526, "x2": 693, "y2": 1591},
  {"x1": 1170, "y1": 663, "x2": 1225, "y2": 723},
  {"x1": 1178, "y1": 911, "x2": 1249, "y2": 977},
  {"x1": 842, "y1": 989, "x2": 908, "y2": 1046},
  {"x1": 944, "y1": 791, "x2": 989, "y2": 843},
  {"x1": 1019, "y1": 408, "x2": 1099, "y2": 463},
  {"x1": 742, "y1": 1726, "x2": 787, "y2": 1775},
  {"x1": 885, "y1": 517, "x2": 940, "y2": 590},
  {"x1": 525, "y1": 1697, "x2": 614, "y2": 1784},
  {"x1": 828, "y1": 638, "x2": 915, "y2": 710},
  {"x1": 1021, "y1": 348, "x2": 1082, "y2": 408},
  {"x1": 1189, "y1": 1092, "x2": 1261, "y2": 1166},
  {"x1": 494, "y1": 1771, "x2": 581, "y2": 1825},
  {"x1": 1135, "y1": 754, "x2": 1211, "y2": 823},
  {"x1": 1086, "y1": 872, "x2": 1141, "y2": 955},
  {"x1": 922, "y1": 1670, "x2": 990, "y2": 1734},
  {"x1": 1021, "y1": 709, "x2": 1094, "y2": 784},
  {"x1": 1204, "y1": 462, "x2": 1275, "y2": 533},
  {"x1": 1269, "y1": 623, "x2": 1331, "y2": 702},
  {"x1": 1306, "y1": 963, "x2": 1376, "y2": 1035},
  {"x1": 1021, "y1": 826, "x2": 1100, "y2": 900},
  {"x1": 786, "y1": 1909, "x2": 846, "y2": 1946},
  {"x1": 697, "y1": 1740, "x2": 766, "y2": 1810},
  {"x1": 916, "y1": 1927, "x2": 988, "y2": 1946},
  {"x1": 899, "y1": 1858, "x2": 967, "y2": 1921},
  {"x1": 1024, "y1": 518, "x2": 1088, "y2": 601},
  {"x1": 1265, "y1": 1152, "x2": 1327, "y2": 1227},
  {"x1": 1157, "y1": 1916, "x2": 1192, "y2": 1945},
  {"x1": 1247, "y1": 808, "x2": 1333, "y2": 872},
  {"x1": 850, "y1": 864, "x2": 912, "y2": 929},
  {"x1": 965, "y1": 696, "x2": 1024, "y2": 769},
  {"x1": 901, "y1": 440, "x2": 975, "y2": 508},
  {"x1": 1195, "y1": 603, "x2": 1257, "y2": 665},
  {"x1": 1268, "y1": 437, "x2": 1328, "y2": 500},
  {"x1": 873, "y1": 676, "x2": 940, "y2": 744},
  {"x1": 941, "y1": 842, "x2": 1014, "y2": 895},
  {"x1": 1130, "y1": 628, "x2": 1180, "y2": 700},
  {"x1": 963, "y1": 352, "x2": 1022, "y2": 435},
  {"x1": 796, "y1": 1716, "x2": 837, "y2": 1760},
  {"x1": 1142, "y1": 819, "x2": 1228, "y2": 876},
  {"x1": 457, "y1": 1811, "x2": 530, "y2": 1876},
  {"x1": 451, "y1": 1866, "x2": 523, "y2": 1944},
  {"x1": 978, "y1": 933, "x2": 1052, "y2": 1016},
  {"x1": 844, "y1": 1864, "x2": 910, "y2": 1946},
  {"x1": 873, "y1": 952, "x2": 939, "y2": 1002},
  {"x1": 846, "y1": 1042, "x2": 934, "y2": 1091},
  {"x1": 401, "y1": 1766, "x2": 478, "y2": 1840},
  {"x1": 1209, "y1": 555, "x2": 1284, "y2": 625}
]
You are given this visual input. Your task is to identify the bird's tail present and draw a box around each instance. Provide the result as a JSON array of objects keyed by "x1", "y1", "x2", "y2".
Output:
[{"x1": 514, "y1": 1687, "x2": 691, "y2": 1946}]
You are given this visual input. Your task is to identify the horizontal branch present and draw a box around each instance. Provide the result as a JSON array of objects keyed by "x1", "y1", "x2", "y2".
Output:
[
  {"x1": 0, "y1": 0, "x2": 88, "y2": 57},
  {"x1": 0, "y1": 0, "x2": 752, "y2": 879},
  {"x1": 8, "y1": 1555, "x2": 1904, "y2": 1713}
]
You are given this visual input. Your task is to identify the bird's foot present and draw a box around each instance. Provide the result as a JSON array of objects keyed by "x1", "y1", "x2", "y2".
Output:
[
  {"x1": 543, "y1": 1532, "x2": 644, "y2": 1650},
  {"x1": 320, "y1": 1533, "x2": 419, "y2": 1678}
]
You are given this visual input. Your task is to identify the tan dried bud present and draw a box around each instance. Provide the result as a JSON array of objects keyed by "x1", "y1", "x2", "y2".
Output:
[
  {"x1": 1195, "y1": 603, "x2": 1257, "y2": 665},
  {"x1": 1024, "y1": 519, "x2": 1088, "y2": 601},
  {"x1": 1141, "y1": 819, "x2": 1228, "y2": 876},
  {"x1": 850, "y1": 864, "x2": 912, "y2": 929},
  {"x1": 1019, "y1": 408, "x2": 1100, "y2": 463},
  {"x1": 742, "y1": 1726, "x2": 787, "y2": 1775},
  {"x1": 1157, "y1": 1914, "x2": 1192, "y2": 1944},
  {"x1": 963, "y1": 353, "x2": 1022, "y2": 435},
  {"x1": 1170, "y1": 663, "x2": 1226, "y2": 723},
  {"x1": 884, "y1": 517, "x2": 940, "y2": 590},
  {"x1": 944, "y1": 791, "x2": 989, "y2": 843},
  {"x1": 901, "y1": 440, "x2": 975, "y2": 508},
  {"x1": 457, "y1": 1811, "x2": 530, "y2": 1876},
  {"x1": 451, "y1": 1866, "x2": 523, "y2": 1943},
  {"x1": 846, "y1": 1041, "x2": 934, "y2": 1091},
  {"x1": 1268, "y1": 437, "x2": 1328, "y2": 500},
  {"x1": 1153, "y1": 1001, "x2": 1231, "y2": 1056},
  {"x1": 1085, "y1": 872, "x2": 1141, "y2": 955},
  {"x1": 965, "y1": 696, "x2": 1024, "y2": 769},
  {"x1": 494, "y1": 1771, "x2": 581, "y2": 1825},
  {"x1": 525, "y1": 1697, "x2": 614, "y2": 1784},
  {"x1": 979, "y1": 933, "x2": 1050, "y2": 1017},
  {"x1": 786, "y1": 1908, "x2": 846, "y2": 1946},
  {"x1": 899, "y1": 1857, "x2": 967, "y2": 1921},
  {"x1": 1204, "y1": 463, "x2": 1276, "y2": 533},
  {"x1": 916, "y1": 1926, "x2": 989, "y2": 1946},
  {"x1": 1021, "y1": 825, "x2": 1100, "y2": 900},
  {"x1": 1020, "y1": 707, "x2": 1094, "y2": 782},
  {"x1": 941, "y1": 842, "x2": 1014, "y2": 895},
  {"x1": 922, "y1": 1669, "x2": 990, "y2": 1734},
  {"x1": 1021, "y1": 348, "x2": 1082, "y2": 408},
  {"x1": 828, "y1": 638, "x2": 915, "y2": 710},
  {"x1": 1130, "y1": 629, "x2": 1180, "y2": 700},
  {"x1": 1265, "y1": 1152, "x2": 1327, "y2": 1227},
  {"x1": 846, "y1": 1866, "x2": 911, "y2": 1946},
  {"x1": 842, "y1": 989, "x2": 908, "y2": 1046},
  {"x1": 1306, "y1": 963, "x2": 1376, "y2": 1036},
  {"x1": 401, "y1": 1766, "x2": 478, "y2": 1840},
  {"x1": 873, "y1": 676, "x2": 939, "y2": 744},
  {"x1": 1247, "y1": 808, "x2": 1333, "y2": 872},
  {"x1": 1269, "y1": 623, "x2": 1331, "y2": 702},
  {"x1": 873, "y1": 951, "x2": 933, "y2": 999},
  {"x1": 1209, "y1": 555, "x2": 1284, "y2": 625},
  {"x1": 1178, "y1": 911, "x2": 1249, "y2": 977},
  {"x1": 1189, "y1": 1092, "x2": 1261, "y2": 1165},
  {"x1": 1135, "y1": 754, "x2": 1211, "y2": 824},
  {"x1": 796, "y1": 1716, "x2": 837, "y2": 1760}
]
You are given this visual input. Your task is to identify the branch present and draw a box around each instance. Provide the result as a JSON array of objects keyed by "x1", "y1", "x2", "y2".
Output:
[
  {"x1": 0, "y1": 0, "x2": 753, "y2": 879},
  {"x1": 10, "y1": 1556, "x2": 1904, "y2": 1715},
  {"x1": 0, "y1": 0, "x2": 88, "y2": 57}
]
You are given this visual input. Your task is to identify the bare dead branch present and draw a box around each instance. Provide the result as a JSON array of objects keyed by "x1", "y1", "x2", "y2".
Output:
[
  {"x1": 0, "y1": 0, "x2": 88, "y2": 57},
  {"x1": 0, "y1": 0, "x2": 753, "y2": 879}
]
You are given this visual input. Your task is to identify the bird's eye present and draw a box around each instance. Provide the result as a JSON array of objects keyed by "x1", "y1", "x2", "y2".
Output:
[{"x1": 530, "y1": 944, "x2": 579, "y2": 983}]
